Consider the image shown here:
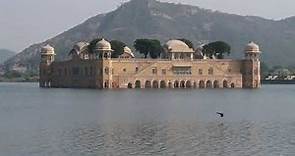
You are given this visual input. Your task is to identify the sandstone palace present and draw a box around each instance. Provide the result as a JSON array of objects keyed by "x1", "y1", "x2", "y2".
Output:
[{"x1": 39, "y1": 39, "x2": 261, "y2": 89}]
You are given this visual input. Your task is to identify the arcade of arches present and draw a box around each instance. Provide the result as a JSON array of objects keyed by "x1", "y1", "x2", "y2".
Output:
[{"x1": 126, "y1": 79, "x2": 236, "y2": 89}]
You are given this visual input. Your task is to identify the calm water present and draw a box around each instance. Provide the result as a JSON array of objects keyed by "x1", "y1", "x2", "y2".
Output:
[{"x1": 0, "y1": 83, "x2": 295, "y2": 156}]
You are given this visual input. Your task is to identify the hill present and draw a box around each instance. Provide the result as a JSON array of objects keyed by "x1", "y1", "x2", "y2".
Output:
[
  {"x1": 4, "y1": 0, "x2": 295, "y2": 72},
  {"x1": 0, "y1": 49, "x2": 15, "y2": 64}
]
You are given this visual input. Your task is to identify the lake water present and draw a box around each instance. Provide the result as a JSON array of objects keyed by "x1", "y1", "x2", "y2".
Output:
[{"x1": 0, "y1": 83, "x2": 295, "y2": 156}]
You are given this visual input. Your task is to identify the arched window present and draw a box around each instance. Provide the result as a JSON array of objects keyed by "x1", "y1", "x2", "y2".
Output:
[
  {"x1": 152, "y1": 80, "x2": 159, "y2": 88},
  {"x1": 186, "y1": 81, "x2": 192, "y2": 88},
  {"x1": 168, "y1": 82, "x2": 173, "y2": 88},
  {"x1": 223, "y1": 80, "x2": 228, "y2": 88},
  {"x1": 180, "y1": 80, "x2": 186, "y2": 88},
  {"x1": 145, "y1": 81, "x2": 152, "y2": 88},
  {"x1": 214, "y1": 80, "x2": 219, "y2": 88},
  {"x1": 160, "y1": 80, "x2": 166, "y2": 88},
  {"x1": 206, "y1": 80, "x2": 212, "y2": 88},
  {"x1": 105, "y1": 67, "x2": 109, "y2": 75},
  {"x1": 135, "y1": 80, "x2": 141, "y2": 88},
  {"x1": 199, "y1": 80, "x2": 205, "y2": 89},
  {"x1": 127, "y1": 83, "x2": 133, "y2": 89},
  {"x1": 231, "y1": 83, "x2": 235, "y2": 88}
]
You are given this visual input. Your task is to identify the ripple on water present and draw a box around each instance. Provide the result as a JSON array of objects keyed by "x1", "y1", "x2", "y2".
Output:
[{"x1": 56, "y1": 121, "x2": 295, "y2": 156}]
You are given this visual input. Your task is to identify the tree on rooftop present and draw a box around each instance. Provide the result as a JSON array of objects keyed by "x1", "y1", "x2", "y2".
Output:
[
  {"x1": 134, "y1": 39, "x2": 150, "y2": 58},
  {"x1": 134, "y1": 39, "x2": 163, "y2": 59},
  {"x1": 110, "y1": 40, "x2": 126, "y2": 58},
  {"x1": 202, "y1": 41, "x2": 231, "y2": 59},
  {"x1": 148, "y1": 39, "x2": 163, "y2": 59},
  {"x1": 178, "y1": 38, "x2": 194, "y2": 49}
]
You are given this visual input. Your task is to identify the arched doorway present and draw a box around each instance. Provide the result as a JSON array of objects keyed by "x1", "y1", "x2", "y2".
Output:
[
  {"x1": 48, "y1": 81, "x2": 52, "y2": 88},
  {"x1": 231, "y1": 83, "x2": 235, "y2": 88},
  {"x1": 135, "y1": 80, "x2": 141, "y2": 88},
  {"x1": 168, "y1": 81, "x2": 173, "y2": 88},
  {"x1": 186, "y1": 81, "x2": 192, "y2": 88},
  {"x1": 206, "y1": 80, "x2": 212, "y2": 88},
  {"x1": 223, "y1": 80, "x2": 228, "y2": 88},
  {"x1": 193, "y1": 82, "x2": 197, "y2": 88},
  {"x1": 199, "y1": 80, "x2": 205, "y2": 89},
  {"x1": 104, "y1": 81, "x2": 109, "y2": 88},
  {"x1": 127, "y1": 83, "x2": 133, "y2": 89},
  {"x1": 180, "y1": 80, "x2": 186, "y2": 88},
  {"x1": 160, "y1": 80, "x2": 166, "y2": 88},
  {"x1": 152, "y1": 80, "x2": 159, "y2": 88},
  {"x1": 174, "y1": 80, "x2": 179, "y2": 88},
  {"x1": 145, "y1": 81, "x2": 151, "y2": 88},
  {"x1": 213, "y1": 80, "x2": 219, "y2": 88}
]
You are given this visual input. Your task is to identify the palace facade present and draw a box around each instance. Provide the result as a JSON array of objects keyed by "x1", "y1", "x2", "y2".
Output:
[{"x1": 39, "y1": 39, "x2": 261, "y2": 89}]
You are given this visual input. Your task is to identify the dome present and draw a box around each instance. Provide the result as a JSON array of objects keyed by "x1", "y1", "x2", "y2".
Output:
[
  {"x1": 165, "y1": 40, "x2": 194, "y2": 53},
  {"x1": 41, "y1": 44, "x2": 55, "y2": 55},
  {"x1": 74, "y1": 42, "x2": 89, "y2": 52},
  {"x1": 245, "y1": 41, "x2": 260, "y2": 53},
  {"x1": 123, "y1": 46, "x2": 135, "y2": 57},
  {"x1": 95, "y1": 38, "x2": 112, "y2": 51}
]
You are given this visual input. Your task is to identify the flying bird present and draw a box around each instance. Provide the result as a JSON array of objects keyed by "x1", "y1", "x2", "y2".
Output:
[{"x1": 216, "y1": 112, "x2": 224, "y2": 118}]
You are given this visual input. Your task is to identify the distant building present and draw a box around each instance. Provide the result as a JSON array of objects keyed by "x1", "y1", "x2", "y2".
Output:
[{"x1": 39, "y1": 39, "x2": 262, "y2": 89}]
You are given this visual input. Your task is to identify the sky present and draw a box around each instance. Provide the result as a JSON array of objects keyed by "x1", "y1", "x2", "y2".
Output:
[{"x1": 0, "y1": 0, "x2": 295, "y2": 52}]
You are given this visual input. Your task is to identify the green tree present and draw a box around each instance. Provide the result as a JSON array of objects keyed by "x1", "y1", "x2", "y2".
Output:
[
  {"x1": 178, "y1": 38, "x2": 194, "y2": 49},
  {"x1": 110, "y1": 40, "x2": 126, "y2": 58},
  {"x1": 134, "y1": 39, "x2": 163, "y2": 59},
  {"x1": 202, "y1": 41, "x2": 231, "y2": 59},
  {"x1": 148, "y1": 39, "x2": 163, "y2": 59},
  {"x1": 134, "y1": 39, "x2": 150, "y2": 58}
]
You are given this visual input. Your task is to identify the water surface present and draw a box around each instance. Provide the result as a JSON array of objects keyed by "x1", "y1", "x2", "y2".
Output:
[{"x1": 0, "y1": 83, "x2": 295, "y2": 156}]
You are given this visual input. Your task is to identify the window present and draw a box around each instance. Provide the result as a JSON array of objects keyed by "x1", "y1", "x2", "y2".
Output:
[
  {"x1": 152, "y1": 68, "x2": 157, "y2": 74},
  {"x1": 90, "y1": 67, "x2": 93, "y2": 76},
  {"x1": 208, "y1": 67, "x2": 214, "y2": 75},
  {"x1": 64, "y1": 68, "x2": 67, "y2": 76},
  {"x1": 162, "y1": 69, "x2": 166, "y2": 75},
  {"x1": 123, "y1": 68, "x2": 126, "y2": 72},
  {"x1": 199, "y1": 69, "x2": 203, "y2": 75},
  {"x1": 173, "y1": 67, "x2": 191, "y2": 75},
  {"x1": 105, "y1": 67, "x2": 109, "y2": 75},
  {"x1": 135, "y1": 67, "x2": 139, "y2": 73},
  {"x1": 72, "y1": 67, "x2": 79, "y2": 75},
  {"x1": 58, "y1": 69, "x2": 62, "y2": 76},
  {"x1": 84, "y1": 67, "x2": 88, "y2": 76}
]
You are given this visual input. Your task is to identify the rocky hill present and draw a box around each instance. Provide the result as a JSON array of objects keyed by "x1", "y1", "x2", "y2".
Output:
[
  {"x1": 4, "y1": 0, "x2": 295, "y2": 72},
  {"x1": 0, "y1": 49, "x2": 15, "y2": 64}
]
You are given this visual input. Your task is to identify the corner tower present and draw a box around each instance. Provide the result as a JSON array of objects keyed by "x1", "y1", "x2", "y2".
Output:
[
  {"x1": 39, "y1": 44, "x2": 55, "y2": 87},
  {"x1": 242, "y1": 41, "x2": 262, "y2": 88},
  {"x1": 94, "y1": 39, "x2": 113, "y2": 89}
]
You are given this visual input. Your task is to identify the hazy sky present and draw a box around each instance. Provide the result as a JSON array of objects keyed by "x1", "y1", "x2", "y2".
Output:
[{"x1": 1, "y1": 0, "x2": 295, "y2": 52}]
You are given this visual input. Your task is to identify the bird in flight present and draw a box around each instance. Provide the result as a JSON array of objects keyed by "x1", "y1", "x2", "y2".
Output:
[{"x1": 216, "y1": 112, "x2": 224, "y2": 118}]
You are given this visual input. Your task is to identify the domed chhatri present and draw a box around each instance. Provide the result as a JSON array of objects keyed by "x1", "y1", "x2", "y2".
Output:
[
  {"x1": 96, "y1": 38, "x2": 113, "y2": 51},
  {"x1": 41, "y1": 44, "x2": 55, "y2": 55},
  {"x1": 245, "y1": 41, "x2": 260, "y2": 53},
  {"x1": 39, "y1": 39, "x2": 262, "y2": 89},
  {"x1": 123, "y1": 46, "x2": 135, "y2": 57},
  {"x1": 165, "y1": 40, "x2": 194, "y2": 53},
  {"x1": 74, "y1": 42, "x2": 89, "y2": 52}
]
